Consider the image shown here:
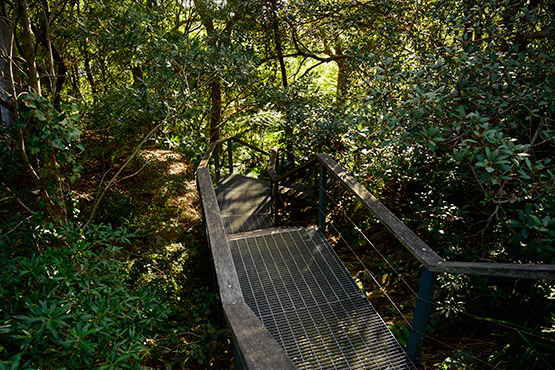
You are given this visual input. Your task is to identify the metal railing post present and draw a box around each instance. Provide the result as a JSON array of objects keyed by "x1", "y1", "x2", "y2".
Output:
[
  {"x1": 215, "y1": 145, "x2": 220, "y2": 183},
  {"x1": 273, "y1": 180, "x2": 279, "y2": 224},
  {"x1": 228, "y1": 140, "x2": 233, "y2": 175},
  {"x1": 407, "y1": 266, "x2": 438, "y2": 363},
  {"x1": 318, "y1": 163, "x2": 328, "y2": 233}
]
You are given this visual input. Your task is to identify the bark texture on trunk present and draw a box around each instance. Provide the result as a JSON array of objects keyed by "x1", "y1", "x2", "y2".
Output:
[
  {"x1": 0, "y1": 16, "x2": 15, "y2": 126},
  {"x1": 269, "y1": 0, "x2": 287, "y2": 88},
  {"x1": 194, "y1": 0, "x2": 222, "y2": 143},
  {"x1": 17, "y1": 0, "x2": 41, "y2": 94}
]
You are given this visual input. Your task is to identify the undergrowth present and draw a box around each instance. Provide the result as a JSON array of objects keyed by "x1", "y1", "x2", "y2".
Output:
[{"x1": 0, "y1": 148, "x2": 233, "y2": 369}]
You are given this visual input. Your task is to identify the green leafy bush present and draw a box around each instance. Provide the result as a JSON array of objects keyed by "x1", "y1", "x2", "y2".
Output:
[
  {"x1": 3, "y1": 93, "x2": 83, "y2": 224},
  {"x1": 0, "y1": 222, "x2": 168, "y2": 369}
]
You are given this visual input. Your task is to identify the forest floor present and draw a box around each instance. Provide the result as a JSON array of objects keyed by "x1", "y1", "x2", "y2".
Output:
[{"x1": 81, "y1": 145, "x2": 235, "y2": 369}]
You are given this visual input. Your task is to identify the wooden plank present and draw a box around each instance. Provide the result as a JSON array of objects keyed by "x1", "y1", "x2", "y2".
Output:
[
  {"x1": 434, "y1": 261, "x2": 555, "y2": 280},
  {"x1": 272, "y1": 156, "x2": 319, "y2": 183},
  {"x1": 232, "y1": 137, "x2": 269, "y2": 156},
  {"x1": 199, "y1": 141, "x2": 217, "y2": 169},
  {"x1": 197, "y1": 168, "x2": 243, "y2": 304},
  {"x1": 317, "y1": 154, "x2": 445, "y2": 268},
  {"x1": 224, "y1": 302, "x2": 298, "y2": 370}
]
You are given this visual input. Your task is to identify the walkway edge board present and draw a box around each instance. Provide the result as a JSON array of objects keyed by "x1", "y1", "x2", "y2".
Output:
[
  {"x1": 225, "y1": 302, "x2": 298, "y2": 370},
  {"x1": 198, "y1": 168, "x2": 297, "y2": 369}
]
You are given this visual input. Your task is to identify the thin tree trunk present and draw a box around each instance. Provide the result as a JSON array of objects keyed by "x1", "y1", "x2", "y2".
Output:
[
  {"x1": 17, "y1": 0, "x2": 41, "y2": 94},
  {"x1": 0, "y1": 14, "x2": 15, "y2": 126},
  {"x1": 269, "y1": 0, "x2": 287, "y2": 88},
  {"x1": 82, "y1": 40, "x2": 97, "y2": 95},
  {"x1": 70, "y1": 62, "x2": 80, "y2": 98},
  {"x1": 36, "y1": 0, "x2": 68, "y2": 108}
]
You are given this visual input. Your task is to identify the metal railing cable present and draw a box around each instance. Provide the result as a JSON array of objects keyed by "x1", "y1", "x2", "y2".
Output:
[
  {"x1": 320, "y1": 181, "x2": 555, "y2": 340},
  {"x1": 322, "y1": 208, "x2": 414, "y2": 329},
  {"x1": 323, "y1": 186, "x2": 419, "y2": 298},
  {"x1": 317, "y1": 184, "x2": 518, "y2": 370}
]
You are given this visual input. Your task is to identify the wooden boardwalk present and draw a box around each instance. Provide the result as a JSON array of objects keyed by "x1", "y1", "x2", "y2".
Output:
[{"x1": 216, "y1": 175, "x2": 416, "y2": 370}]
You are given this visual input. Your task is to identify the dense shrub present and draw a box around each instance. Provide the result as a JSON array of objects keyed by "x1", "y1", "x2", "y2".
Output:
[{"x1": 0, "y1": 222, "x2": 168, "y2": 369}]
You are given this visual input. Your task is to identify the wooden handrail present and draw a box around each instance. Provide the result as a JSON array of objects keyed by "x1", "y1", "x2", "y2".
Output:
[
  {"x1": 199, "y1": 136, "x2": 234, "y2": 169},
  {"x1": 268, "y1": 151, "x2": 555, "y2": 280},
  {"x1": 197, "y1": 142, "x2": 297, "y2": 369}
]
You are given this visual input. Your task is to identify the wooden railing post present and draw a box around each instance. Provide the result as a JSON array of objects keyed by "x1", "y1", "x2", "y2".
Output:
[
  {"x1": 228, "y1": 140, "x2": 233, "y2": 175},
  {"x1": 407, "y1": 266, "x2": 438, "y2": 363},
  {"x1": 318, "y1": 163, "x2": 328, "y2": 233},
  {"x1": 215, "y1": 145, "x2": 221, "y2": 183},
  {"x1": 232, "y1": 337, "x2": 246, "y2": 370}
]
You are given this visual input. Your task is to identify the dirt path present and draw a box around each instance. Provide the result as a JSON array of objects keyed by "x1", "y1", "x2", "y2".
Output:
[{"x1": 84, "y1": 146, "x2": 233, "y2": 368}]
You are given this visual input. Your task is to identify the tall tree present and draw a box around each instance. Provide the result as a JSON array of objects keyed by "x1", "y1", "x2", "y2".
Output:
[
  {"x1": 16, "y1": 0, "x2": 40, "y2": 94},
  {"x1": 193, "y1": 0, "x2": 247, "y2": 143},
  {"x1": 0, "y1": 11, "x2": 15, "y2": 126}
]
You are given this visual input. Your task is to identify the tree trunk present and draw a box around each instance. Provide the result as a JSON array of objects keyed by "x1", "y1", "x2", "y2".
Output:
[
  {"x1": 70, "y1": 62, "x2": 81, "y2": 98},
  {"x1": 82, "y1": 40, "x2": 97, "y2": 95},
  {"x1": 36, "y1": 0, "x2": 68, "y2": 108},
  {"x1": 209, "y1": 80, "x2": 221, "y2": 142},
  {"x1": 17, "y1": 0, "x2": 41, "y2": 94},
  {"x1": 335, "y1": 42, "x2": 347, "y2": 104},
  {"x1": 0, "y1": 15, "x2": 15, "y2": 127},
  {"x1": 269, "y1": 0, "x2": 287, "y2": 88},
  {"x1": 194, "y1": 0, "x2": 222, "y2": 143}
]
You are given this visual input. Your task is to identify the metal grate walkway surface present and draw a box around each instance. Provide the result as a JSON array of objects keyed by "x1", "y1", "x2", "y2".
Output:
[
  {"x1": 216, "y1": 174, "x2": 273, "y2": 234},
  {"x1": 229, "y1": 227, "x2": 417, "y2": 370}
]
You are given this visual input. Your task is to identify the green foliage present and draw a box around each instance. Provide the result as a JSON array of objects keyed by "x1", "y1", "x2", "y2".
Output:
[
  {"x1": 2, "y1": 93, "x2": 83, "y2": 223},
  {"x1": 388, "y1": 322, "x2": 410, "y2": 348},
  {"x1": 95, "y1": 189, "x2": 135, "y2": 227},
  {"x1": 2, "y1": 0, "x2": 553, "y2": 368},
  {"x1": 0, "y1": 223, "x2": 167, "y2": 369},
  {"x1": 15, "y1": 93, "x2": 82, "y2": 175},
  {"x1": 352, "y1": 1, "x2": 555, "y2": 265},
  {"x1": 261, "y1": 79, "x2": 349, "y2": 158}
]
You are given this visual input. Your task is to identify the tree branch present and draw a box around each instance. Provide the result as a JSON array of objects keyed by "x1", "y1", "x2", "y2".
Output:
[
  {"x1": 83, "y1": 120, "x2": 165, "y2": 229},
  {"x1": 1, "y1": 181, "x2": 34, "y2": 214}
]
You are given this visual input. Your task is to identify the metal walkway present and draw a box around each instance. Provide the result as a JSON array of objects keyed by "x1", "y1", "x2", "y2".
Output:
[
  {"x1": 216, "y1": 174, "x2": 273, "y2": 234},
  {"x1": 216, "y1": 175, "x2": 416, "y2": 370},
  {"x1": 201, "y1": 137, "x2": 555, "y2": 369}
]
